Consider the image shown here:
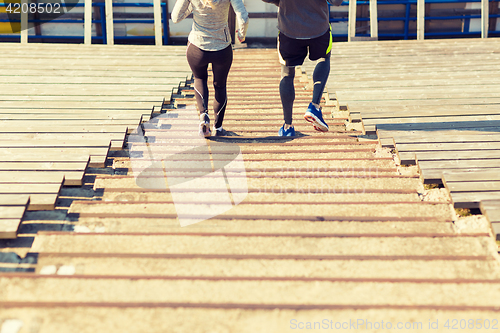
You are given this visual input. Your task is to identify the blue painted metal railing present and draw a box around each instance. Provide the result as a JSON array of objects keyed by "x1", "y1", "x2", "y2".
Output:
[{"x1": 330, "y1": 0, "x2": 500, "y2": 39}]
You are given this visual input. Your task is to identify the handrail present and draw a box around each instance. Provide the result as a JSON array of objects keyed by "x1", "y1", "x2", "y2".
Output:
[{"x1": 0, "y1": 1, "x2": 169, "y2": 44}]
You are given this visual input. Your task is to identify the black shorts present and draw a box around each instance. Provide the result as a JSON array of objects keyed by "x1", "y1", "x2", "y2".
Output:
[{"x1": 278, "y1": 28, "x2": 332, "y2": 67}]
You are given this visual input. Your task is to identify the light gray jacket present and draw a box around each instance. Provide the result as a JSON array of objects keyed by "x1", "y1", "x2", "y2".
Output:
[{"x1": 172, "y1": 0, "x2": 249, "y2": 51}]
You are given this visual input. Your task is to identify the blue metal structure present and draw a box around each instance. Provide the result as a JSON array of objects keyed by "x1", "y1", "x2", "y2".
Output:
[
  {"x1": 330, "y1": 0, "x2": 500, "y2": 39},
  {"x1": 1, "y1": 0, "x2": 499, "y2": 43},
  {"x1": 0, "y1": 1, "x2": 169, "y2": 44}
]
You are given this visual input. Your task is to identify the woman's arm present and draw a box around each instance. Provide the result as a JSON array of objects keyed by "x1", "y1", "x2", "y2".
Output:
[
  {"x1": 230, "y1": 0, "x2": 249, "y2": 42},
  {"x1": 171, "y1": 0, "x2": 193, "y2": 23}
]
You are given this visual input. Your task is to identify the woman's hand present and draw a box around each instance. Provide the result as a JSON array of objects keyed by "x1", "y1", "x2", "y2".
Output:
[{"x1": 236, "y1": 30, "x2": 245, "y2": 43}]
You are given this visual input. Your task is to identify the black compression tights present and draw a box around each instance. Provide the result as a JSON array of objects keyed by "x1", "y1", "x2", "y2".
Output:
[
  {"x1": 186, "y1": 43, "x2": 233, "y2": 129},
  {"x1": 280, "y1": 55, "x2": 331, "y2": 125}
]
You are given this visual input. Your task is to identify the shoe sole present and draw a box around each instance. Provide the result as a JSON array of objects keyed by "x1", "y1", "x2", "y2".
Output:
[
  {"x1": 304, "y1": 114, "x2": 329, "y2": 132},
  {"x1": 199, "y1": 123, "x2": 211, "y2": 138}
]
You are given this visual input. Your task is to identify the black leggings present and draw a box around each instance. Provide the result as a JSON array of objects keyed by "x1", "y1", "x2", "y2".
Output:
[{"x1": 186, "y1": 43, "x2": 233, "y2": 129}]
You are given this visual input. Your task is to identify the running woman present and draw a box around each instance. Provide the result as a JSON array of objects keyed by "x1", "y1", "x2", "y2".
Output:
[
  {"x1": 172, "y1": 0, "x2": 249, "y2": 137},
  {"x1": 263, "y1": 0, "x2": 339, "y2": 136}
]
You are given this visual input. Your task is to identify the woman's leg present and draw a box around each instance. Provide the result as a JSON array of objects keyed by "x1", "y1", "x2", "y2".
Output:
[
  {"x1": 186, "y1": 43, "x2": 210, "y2": 115},
  {"x1": 210, "y1": 45, "x2": 233, "y2": 129}
]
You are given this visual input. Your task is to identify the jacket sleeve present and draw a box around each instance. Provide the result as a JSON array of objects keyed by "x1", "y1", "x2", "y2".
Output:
[
  {"x1": 261, "y1": 0, "x2": 279, "y2": 5},
  {"x1": 230, "y1": 0, "x2": 249, "y2": 41},
  {"x1": 171, "y1": 0, "x2": 193, "y2": 23}
]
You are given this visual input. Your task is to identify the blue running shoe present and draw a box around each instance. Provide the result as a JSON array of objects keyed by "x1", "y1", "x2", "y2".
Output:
[
  {"x1": 304, "y1": 103, "x2": 329, "y2": 132},
  {"x1": 278, "y1": 125, "x2": 295, "y2": 137}
]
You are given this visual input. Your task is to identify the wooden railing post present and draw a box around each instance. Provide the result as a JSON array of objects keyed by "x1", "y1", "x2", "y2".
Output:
[
  {"x1": 84, "y1": 0, "x2": 92, "y2": 44},
  {"x1": 105, "y1": 0, "x2": 114, "y2": 45},
  {"x1": 369, "y1": 0, "x2": 378, "y2": 39},
  {"x1": 417, "y1": 0, "x2": 425, "y2": 40},
  {"x1": 348, "y1": 0, "x2": 357, "y2": 41},
  {"x1": 153, "y1": 0, "x2": 162, "y2": 45},
  {"x1": 20, "y1": 0, "x2": 28, "y2": 43},
  {"x1": 482, "y1": 0, "x2": 489, "y2": 38}
]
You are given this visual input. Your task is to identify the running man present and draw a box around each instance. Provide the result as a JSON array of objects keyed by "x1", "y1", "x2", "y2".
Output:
[{"x1": 263, "y1": 0, "x2": 340, "y2": 136}]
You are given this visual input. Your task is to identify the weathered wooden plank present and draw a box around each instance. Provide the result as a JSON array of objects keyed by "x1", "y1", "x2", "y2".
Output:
[
  {"x1": 351, "y1": 104, "x2": 500, "y2": 117},
  {"x1": 0, "y1": 120, "x2": 140, "y2": 127},
  {"x1": 0, "y1": 125, "x2": 129, "y2": 134},
  {"x1": 328, "y1": 67, "x2": 500, "y2": 78},
  {"x1": 415, "y1": 151, "x2": 500, "y2": 162},
  {"x1": 379, "y1": 129, "x2": 500, "y2": 139},
  {"x1": 0, "y1": 70, "x2": 189, "y2": 78},
  {"x1": 488, "y1": 221, "x2": 500, "y2": 239},
  {"x1": 0, "y1": 152, "x2": 90, "y2": 163},
  {"x1": 0, "y1": 141, "x2": 110, "y2": 148},
  {"x1": 443, "y1": 170, "x2": 500, "y2": 182},
  {"x1": 376, "y1": 121, "x2": 500, "y2": 132},
  {"x1": 370, "y1": 124, "x2": 500, "y2": 135},
  {"x1": 2, "y1": 59, "x2": 191, "y2": 67},
  {"x1": 400, "y1": 150, "x2": 500, "y2": 165},
  {"x1": 1, "y1": 64, "x2": 190, "y2": 72},
  {"x1": 2, "y1": 148, "x2": 109, "y2": 159},
  {"x1": 0, "y1": 171, "x2": 84, "y2": 186},
  {"x1": 388, "y1": 134, "x2": 500, "y2": 144},
  {"x1": 0, "y1": 219, "x2": 24, "y2": 239},
  {"x1": 397, "y1": 142, "x2": 500, "y2": 153},
  {"x1": 0, "y1": 195, "x2": 30, "y2": 206},
  {"x1": 0, "y1": 77, "x2": 183, "y2": 85},
  {"x1": 25, "y1": 194, "x2": 59, "y2": 211},
  {"x1": 450, "y1": 192, "x2": 500, "y2": 209},
  {"x1": 349, "y1": 99, "x2": 500, "y2": 108},
  {"x1": 379, "y1": 138, "x2": 395, "y2": 148},
  {"x1": 480, "y1": 200, "x2": 500, "y2": 211},
  {"x1": 0, "y1": 193, "x2": 29, "y2": 238},
  {"x1": 0, "y1": 101, "x2": 157, "y2": 110},
  {"x1": 0, "y1": 172, "x2": 64, "y2": 184},
  {"x1": 480, "y1": 199, "x2": 500, "y2": 236},
  {"x1": 0, "y1": 183, "x2": 62, "y2": 194},
  {"x1": 0, "y1": 113, "x2": 147, "y2": 121},
  {"x1": 418, "y1": 159, "x2": 500, "y2": 170},
  {"x1": 0, "y1": 96, "x2": 167, "y2": 103},
  {"x1": 445, "y1": 181, "x2": 500, "y2": 193},
  {"x1": 0, "y1": 133, "x2": 125, "y2": 142},
  {"x1": 363, "y1": 115, "x2": 500, "y2": 127},
  {"x1": 0, "y1": 206, "x2": 27, "y2": 219},
  {"x1": 0, "y1": 85, "x2": 179, "y2": 94},
  {"x1": 421, "y1": 168, "x2": 488, "y2": 184}
]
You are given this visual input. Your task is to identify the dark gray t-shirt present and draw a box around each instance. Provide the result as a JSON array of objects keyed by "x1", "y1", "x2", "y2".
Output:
[{"x1": 265, "y1": 0, "x2": 335, "y2": 39}]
